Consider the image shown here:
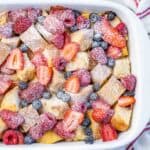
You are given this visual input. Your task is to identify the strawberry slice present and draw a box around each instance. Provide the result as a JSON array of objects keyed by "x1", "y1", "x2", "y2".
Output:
[
  {"x1": 118, "y1": 96, "x2": 136, "y2": 107},
  {"x1": 64, "y1": 109, "x2": 84, "y2": 132},
  {"x1": 61, "y1": 42, "x2": 80, "y2": 61},
  {"x1": 6, "y1": 48, "x2": 24, "y2": 70},
  {"x1": 100, "y1": 124, "x2": 118, "y2": 142},
  {"x1": 107, "y1": 46, "x2": 122, "y2": 59},
  {"x1": 64, "y1": 75, "x2": 80, "y2": 93},
  {"x1": 36, "y1": 65, "x2": 53, "y2": 86},
  {"x1": 96, "y1": 19, "x2": 126, "y2": 48}
]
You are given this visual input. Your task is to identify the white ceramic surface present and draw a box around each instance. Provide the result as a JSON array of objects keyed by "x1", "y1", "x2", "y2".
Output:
[{"x1": 0, "y1": 0, "x2": 150, "y2": 149}]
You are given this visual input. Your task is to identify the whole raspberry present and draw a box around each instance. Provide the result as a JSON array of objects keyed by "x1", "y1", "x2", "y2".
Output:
[
  {"x1": 13, "y1": 16, "x2": 32, "y2": 34},
  {"x1": 73, "y1": 69, "x2": 91, "y2": 86},
  {"x1": 116, "y1": 22, "x2": 128, "y2": 37},
  {"x1": 71, "y1": 101, "x2": 87, "y2": 113},
  {"x1": 76, "y1": 16, "x2": 90, "y2": 29},
  {"x1": 90, "y1": 47, "x2": 107, "y2": 64},
  {"x1": 52, "y1": 57, "x2": 67, "y2": 71},
  {"x1": 2, "y1": 130, "x2": 24, "y2": 145},
  {"x1": 0, "y1": 110, "x2": 24, "y2": 129}
]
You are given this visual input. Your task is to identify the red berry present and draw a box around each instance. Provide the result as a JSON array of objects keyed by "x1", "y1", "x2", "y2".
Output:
[
  {"x1": 71, "y1": 101, "x2": 87, "y2": 113},
  {"x1": 52, "y1": 56, "x2": 67, "y2": 71},
  {"x1": 115, "y1": 22, "x2": 128, "y2": 37},
  {"x1": 0, "y1": 110, "x2": 24, "y2": 129},
  {"x1": 13, "y1": 16, "x2": 32, "y2": 34},
  {"x1": 121, "y1": 75, "x2": 136, "y2": 91},
  {"x1": 107, "y1": 46, "x2": 122, "y2": 59},
  {"x1": 64, "y1": 32, "x2": 71, "y2": 45},
  {"x1": 118, "y1": 96, "x2": 136, "y2": 107},
  {"x1": 90, "y1": 47, "x2": 107, "y2": 64},
  {"x1": 51, "y1": 33, "x2": 65, "y2": 49},
  {"x1": 76, "y1": 16, "x2": 90, "y2": 29}
]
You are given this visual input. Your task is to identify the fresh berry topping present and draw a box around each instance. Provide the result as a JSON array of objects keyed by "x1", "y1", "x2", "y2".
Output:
[
  {"x1": 13, "y1": 16, "x2": 32, "y2": 34},
  {"x1": 44, "y1": 15, "x2": 65, "y2": 34},
  {"x1": 32, "y1": 99, "x2": 42, "y2": 110},
  {"x1": 100, "y1": 41, "x2": 109, "y2": 50},
  {"x1": 115, "y1": 22, "x2": 128, "y2": 37},
  {"x1": 0, "y1": 110, "x2": 24, "y2": 129},
  {"x1": 20, "y1": 44, "x2": 29, "y2": 52},
  {"x1": 88, "y1": 92, "x2": 99, "y2": 101},
  {"x1": 37, "y1": 16, "x2": 46, "y2": 24},
  {"x1": 52, "y1": 57, "x2": 67, "y2": 71},
  {"x1": 2, "y1": 130, "x2": 24, "y2": 145},
  {"x1": 73, "y1": 10, "x2": 81, "y2": 18},
  {"x1": 107, "y1": 46, "x2": 122, "y2": 59},
  {"x1": 19, "y1": 81, "x2": 28, "y2": 90},
  {"x1": 107, "y1": 57, "x2": 115, "y2": 67},
  {"x1": 85, "y1": 101, "x2": 92, "y2": 109},
  {"x1": 100, "y1": 124, "x2": 118, "y2": 141},
  {"x1": 56, "y1": 90, "x2": 65, "y2": 99},
  {"x1": 64, "y1": 32, "x2": 71, "y2": 45},
  {"x1": 69, "y1": 25, "x2": 78, "y2": 32},
  {"x1": 121, "y1": 75, "x2": 136, "y2": 91},
  {"x1": 71, "y1": 101, "x2": 87, "y2": 113},
  {"x1": 64, "y1": 75, "x2": 80, "y2": 93},
  {"x1": 93, "y1": 83, "x2": 100, "y2": 92},
  {"x1": 62, "y1": 42, "x2": 80, "y2": 61},
  {"x1": 89, "y1": 13, "x2": 99, "y2": 23},
  {"x1": 50, "y1": 5, "x2": 65, "y2": 15},
  {"x1": 36, "y1": 65, "x2": 53, "y2": 85},
  {"x1": 90, "y1": 47, "x2": 107, "y2": 64},
  {"x1": 51, "y1": 33, "x2": 65, "y2": 49},
  {"x1": 107, "y1": 11, "x2": 116, "y2": 21},
  {"x1": 20, "y1": 100, "x2": 28, "y2": 108},
  {"x1": 93, "y1": 33, "x2": 102, "y2": 42},
  {"x1": 118, "y1": 96, "x2": 136, "y2": 107},
  {"x1": 92, "y1": 41, "x2": 101, "y2": 48},
  {"x1": 6, "y1": 48, "x2": 24, "y2": 70},
  {"x1": 124, "y1": 91, "x2": 135, "y2": 97},
  {"x1": 84, "y1": 136, "x2": 94, "y2": 144},
  {"x1": 24, "y1": 135, "x2": 35, "y2": 144},
  {"x1": 84, "y1": 127, "x2": 93, "y2": 136},
  {"x1": 56, "y1": 90, "x2": 71, "y2": 102},
  {"x1": 73, "y1": 69, "x2": 91, "y2": 86},
  {"x1": 64, "y1": 71, "x2": 72, "y2": 79},
  {"x1": 42, "y1": 91, "x2": 52, "y2": 99},
  {"x1": 19, "y1": 82, "x2": 45, "y2": 103},
  {"x1": 76, "y1": 16, "x2": 90, "y2": 29},
  {"x1": 82, "y1": 118, "x2": 91, "y2": 127}
]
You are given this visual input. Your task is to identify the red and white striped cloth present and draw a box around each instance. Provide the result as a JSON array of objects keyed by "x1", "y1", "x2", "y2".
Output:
[{"x1": 108, "y1": 0, "x2": 150, "y2": 149}]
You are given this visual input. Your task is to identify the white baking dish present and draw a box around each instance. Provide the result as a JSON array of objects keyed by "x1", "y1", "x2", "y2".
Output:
[{"x1": 0, "y1": 0, "x2": 150, "y2": 149}]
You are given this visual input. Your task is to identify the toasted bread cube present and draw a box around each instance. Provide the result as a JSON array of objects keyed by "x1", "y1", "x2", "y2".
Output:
[
  {"x1": 98, "y1": 76, "x2": 125, "y2": 105},
  {"x1": 1, "y1": 37, "x2": 20, "y2": 48},
  {"x1": 122, "y1": 47, "x2": 128, "y2": 57},
  {"x1": 19, "y1": 105, "x2": 39, "y2": 132},
  {"x1": 20, "y1": 25, "x2": 48, "y2": 52},
  {"x1": 0, "y1": 11, "x2": 8, "y2": 25},
  {"x1": 71, "y1": 29, "x2": 93, "y2": 51},
  {"x1": 91, "y1": 64, "x2": 112, "y2": 85},
  {"x1": 0, "y1": 87, "x2": 20, "y2": 112},
  {"x1": 111, "y1": 104, "x2": 132, "y2": 131},
  {"x1": 113, "y1": 57, "x2": 131, "y2": 78},
  {"x1": 37, "y1": 130, "x2": 63, "y2": 144},
  {"x1": 0, "y1": 118, "x2": 7, "y2": 139},
  {"x1": 110, "y1": 17, "x2": 121, "y2": 27},
  {"x1": 49, "y1": 68, "x2": 65, "y2": 93},
  {"x1": 41, "y1": 95, "x2": 69, "y2": 119},
  {"x1": 73, "y1": 126, "x2": 86, "y2": 141},
  {"x1": 35, "y1": 23, "x2": 53, "y2": 43},
  {"x1": 0, "y1": 42, "x2": 10, "y2": 66},
  {"x1": 66, "y1": 52, "x2": 89, "y2": 71},
  {"x1": 87, "y1": 110, "x2": 101, "y2": 140}
]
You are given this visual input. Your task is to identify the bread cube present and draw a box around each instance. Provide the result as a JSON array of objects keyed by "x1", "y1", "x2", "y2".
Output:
[
  {"x1": 110, "y1": 17, "x2": 121, "y2": 27},
  {"x1": 17, "y1": 53, "x2": 35, "y2": 82},
  {"x1": 113, "y1": 57, "x2": 131, "y2": 78},
  {"x1": 122, "y1": 47, "x2": 128, "y2": 57},
  {"x1": 87, "y1": 110, "x2": 101, "y2": 140},
  {"x1": 20, "y1": 25, "x2": 48, "y2": 52},
  {"x1": 37, "y1": 131, "x2": 63, "y2": 144},
  {"x1": 1, "y1": 37, "x2": 20, "y2": 48},
  {"x1": 73, "y1": 126, "x2": 86, "y2": 141},
  {"x1": 0, "y1": 11, "x2": 8, "y2": 25},
  {"x1": 0, "y1": 87, "x2": 20, "y2": 112},
  {"x1": 41, "y1": 95, "x2": 69, "y2": 119},
  {"x1": 71, "y1": 29, "x2": 93, "y2": 51},
  {"x1": 111, "y1": 104, "x2": 132, "y2": 131},
  {"x1": 66, "y1": 52, "x2": 89, "y2": 71},
  {"x1": 19, "y1": 105, "x2": 39, "y2": 132},
  {"x1": 0, "y1": 42, "x2": 10, "y2": 66},
  {"x1": 91, "y1": 64, "x2": 112, "y2": 85},
  {"x1": 98, "y1": 76, "x2": 125, "y2": 105},
  {"x1": 0, "y1": 118, "x2": 7, "y2": 139}
]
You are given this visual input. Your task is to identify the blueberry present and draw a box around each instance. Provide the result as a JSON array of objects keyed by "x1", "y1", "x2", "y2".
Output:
[
  {"x1": 56, "y1": 90, "x2": 65, "y2": 99},
  {"x1": 93, "y1": 83, "x2": 100, "y2": 92},
  {"x1": 89, "y1": 13, "x2": 99, "y2": 23},
  {"x1": 20, "y1": 100, "x2": 28, "y2": 108},
  {"x1": 85, "y1": 101, "x2": 92, "y2": 109},
  {"x1": 64, "y1": 71, "x2": 72, "y2": 79},
  {"x1": 124, "y1": 91, "x2": 135, "y2": 96},
  {"x1": 73, "y1": 10, "x2": 81, "y2": 18},
  {"x1": 43, "y1": 91, "x2": 52, "y2": 99},
  {"x1": 24, "y1": 135, "x2": 35, "y2": 144},
  {"x1": 84, "y1": 127, "x2": 93, "y2": 136},
  {"x1": 32, "y1": 100, "x2": 42, "y2": 110},
  {"x1": 93, "y1": 33, "x2": 102, "y2": 42},
  {"x1": 20, "y1": 44, "x2": 28, "y2": 52},
  {"x1": 92, "y1": 41, "x2": 101, "y2": 48},
  {"x1": 107, "y1": 57, "x2": 115, "y2": 67},
  {"x1": 100, "y1": 41, "x2": 108, "y2": 50},
  {"x1": 19, "y1": 81, "x2": 28, "y2": 90},
  {"x1": 107, "y1": 11, "x2": 116, "y2": 21},
  {"x1": 82, "y1": 118, "x2": 91, "y2": 127},
  {"x1": 70, "y1": 25, "x2": 78, "y2": 32},
  {"x1": 37, "y1": 16, "x2": 46, "y2": 24},
  {"x1": 61, "y1": 93, "x2": 71, "y2": 102},
  {"x1": 89, "y1": 93, "x2": 98, "y2": 101},
  {"x1": 85, "y1": 136, "x2": 94, "y2": 144}
]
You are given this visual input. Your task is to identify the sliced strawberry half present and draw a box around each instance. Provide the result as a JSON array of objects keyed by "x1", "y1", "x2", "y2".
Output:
[
  {"x1": 97, "y1": 19, "x2": 126, "y2": 48},
  {"x1": 107, "y1": 46, "x2": 122, "y2": 59},
  {"x1": 6, "y1": 48, "x2": 24, "y2": 70},
  {"x1": 100, "y1": 123, "x2": 118, "y2": 142},
  {"x1": 64, "y1": 109, "x2": 84, "y2": 132},
  {"x1": 61, "y1": 42, "x2": 80, "y2": 61},
  {"x1": 36, "y1": 65, "x2": 53, "y2": 86},
  {"x1": 64, "y1": 75, "x2": 80, "y2": 93},
  {"x1": 118, "y1": 96, "x2": 136, "y2": 107}
]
